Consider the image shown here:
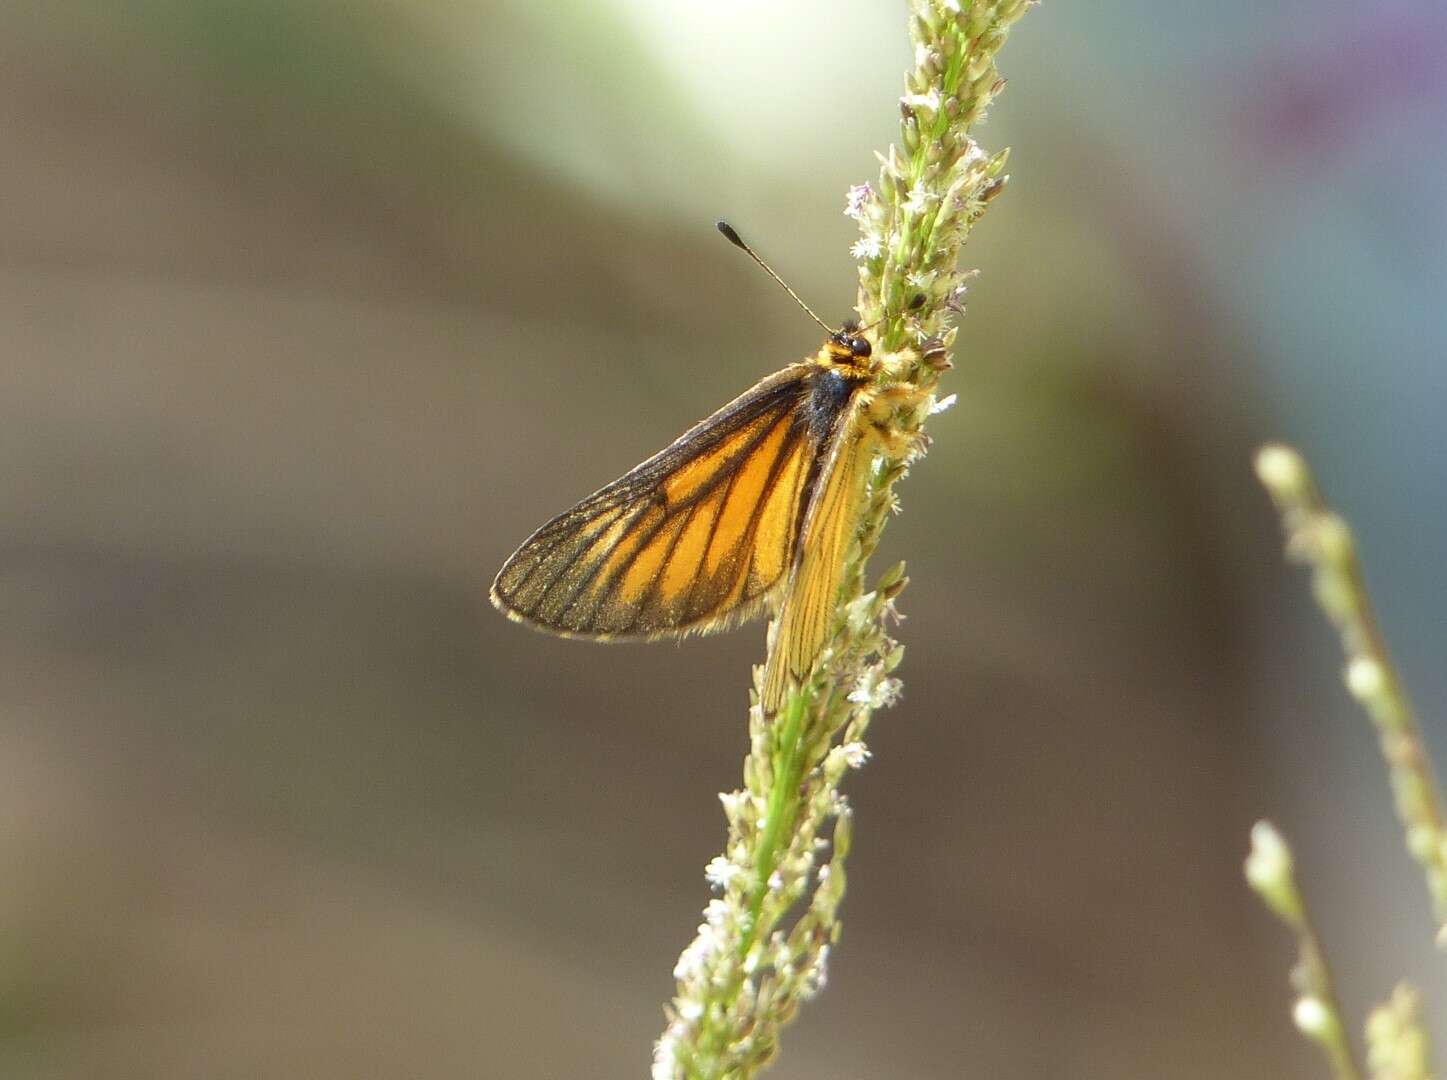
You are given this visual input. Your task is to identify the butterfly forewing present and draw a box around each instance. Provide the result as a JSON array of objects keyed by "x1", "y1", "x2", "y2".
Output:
[{"x1": 491, "y1": 365, "x2": 824, "y2": 639}]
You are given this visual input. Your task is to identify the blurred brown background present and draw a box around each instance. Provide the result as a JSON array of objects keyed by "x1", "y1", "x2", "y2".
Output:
[{"x1": 3, "y1": 2, "x2": 1446, "y2": 1077}]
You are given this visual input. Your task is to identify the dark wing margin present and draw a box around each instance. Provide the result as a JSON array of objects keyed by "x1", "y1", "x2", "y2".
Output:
[{"x1": 490, "y1": 365, "x2": 819, "y2": 640}]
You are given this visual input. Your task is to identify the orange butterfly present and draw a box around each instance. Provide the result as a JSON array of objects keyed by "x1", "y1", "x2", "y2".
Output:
[{"x1": 491, "y1": 223, "x2": 918, "y2": 713}]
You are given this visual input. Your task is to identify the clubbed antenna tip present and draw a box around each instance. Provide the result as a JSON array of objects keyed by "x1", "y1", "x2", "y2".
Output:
[
  {"x1": 716, "y1": 220, "x2": 744, "y2": 248},
  {"x1": 713, "y1": 219, "x2": 835, "y2": 336}
]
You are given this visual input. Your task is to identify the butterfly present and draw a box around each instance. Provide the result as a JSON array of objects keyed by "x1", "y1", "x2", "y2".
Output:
[{"x1": 491, "y1": 223, "x2": 925, "y2": 714}]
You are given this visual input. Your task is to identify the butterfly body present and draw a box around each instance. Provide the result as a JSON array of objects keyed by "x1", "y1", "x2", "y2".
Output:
[{"x1": 491, "y1": 327, "x2": 907, "y2": 713}]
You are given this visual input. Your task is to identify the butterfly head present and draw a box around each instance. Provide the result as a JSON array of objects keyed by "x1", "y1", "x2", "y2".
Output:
[{"x1": 827, "y1": 320, "x2": 873, "y2": 366}]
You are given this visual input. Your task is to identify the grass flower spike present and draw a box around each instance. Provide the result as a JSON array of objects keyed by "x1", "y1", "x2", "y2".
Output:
[
  {"x1": 1251, "y1": 445, "x2": 1443, "y2": 1078},
  {"x1": 1255, "y1": 444, "x2": 1447, "y2": 934},
  {"x1": 654, "y1": 2, "x2": 1034, "y2": 1077}
]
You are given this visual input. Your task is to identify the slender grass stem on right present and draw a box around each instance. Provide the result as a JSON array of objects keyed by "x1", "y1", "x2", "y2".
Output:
[
  {"x1": 1245, "y1": 821, "x2": 1363, "y2": 1080},
  {"x1": 1252, "y1": 444, "x2": 1442, "y2": 1077},
  {"x1": 1256, "y1": 444, "x2": 1447, "y2": 937}
]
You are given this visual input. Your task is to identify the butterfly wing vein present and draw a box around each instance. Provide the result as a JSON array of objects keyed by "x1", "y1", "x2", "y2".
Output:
[
  {"x1": 492, "y1": 355, "x2": 875, "y2": 715},
  {"x1": 491, "y1": 366, "x2": 825, "y2": 639}
]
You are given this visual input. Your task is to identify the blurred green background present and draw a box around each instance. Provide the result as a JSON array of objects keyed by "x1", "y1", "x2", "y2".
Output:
[{"x1": 3, "y1": 2, "x2": 1446, "y2": 1077}]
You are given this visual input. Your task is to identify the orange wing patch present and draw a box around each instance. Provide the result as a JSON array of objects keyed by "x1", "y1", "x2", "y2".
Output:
[
  {"x1": 658, "y1": 488, "x2": 724, "y2": 604},
  {"x1": 748, "y1": 437, "x2": 809, "y2": 587},
  {"x1": 703, "y1": 416, "x2": 791, "y2": 577},
  {"x1": 491, "y1": 367, "x2": 820, "y2": 640}
]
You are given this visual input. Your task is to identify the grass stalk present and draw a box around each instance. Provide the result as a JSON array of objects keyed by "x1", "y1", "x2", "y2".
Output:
[
  {"x1": 1255, "y1": 444, "x2": 1447, "y2": 936},
  {"x1": 653, "y1": 3, "x2": 1035, "y2": 1077},
  {"x1": 1251, "y1": 444, "x2": 1442, "y2": 1078}
]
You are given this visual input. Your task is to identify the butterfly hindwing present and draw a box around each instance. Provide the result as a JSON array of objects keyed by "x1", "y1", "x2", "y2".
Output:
[
  {"x1": 761, "y1": 395, "x2": 873, "y2": 713},
  {"x1": 491, "y1": 365, "x2": 823, "y2": 639}
]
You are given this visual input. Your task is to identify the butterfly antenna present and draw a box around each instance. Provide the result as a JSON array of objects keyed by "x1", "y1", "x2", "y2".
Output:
[{"x1": 716, "y1": 221, "x2": 837, "y2": 336}]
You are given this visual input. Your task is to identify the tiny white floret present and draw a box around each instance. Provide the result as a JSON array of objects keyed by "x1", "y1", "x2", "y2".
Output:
[
  {"x1": 903, "y1": 185, "x2": 936, "y2": 215},
  {"x1": 651, "y1": 1036, "x2": 677, "y2": 1080},
  {"x1": 1345, "y1": 656, "x2": 1385, "y2": 701},
  {"x1": 1293, "y1": 996, "x2": 1332, "y2": 1039},
  {"x1": 673, "y1": 926, "x2": 717, "y2": 981},
  {"x1": 704, "y1": 898, "x2": 730, "y2": 928},
  {"x1": 843, "y1": 183, "x2": 875, "y2": 220},
  {"x1": 1255, "y1": 444, "x2": 1306, "y2": 494},
  {"x1": 902, "y1": 89, "x2": 942, "y2": 114},
  {"x1": 704, "y1": 855, "x2": 741, "y2": 890},
  {"x1": 801, "y1": 944, "x2": 831, "y2": 998},
  {"x1": 1245, "y1": 821, "x2": 1291, "y2": 893},
  {"x1": 850, "y1": 235, "x2": 883, "y2": 260}
]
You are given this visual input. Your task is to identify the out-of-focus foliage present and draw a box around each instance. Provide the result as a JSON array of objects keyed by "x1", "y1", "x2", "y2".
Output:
[{"x1": 1, "y1": 1, "x2": 1444, "y2": 1076}]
